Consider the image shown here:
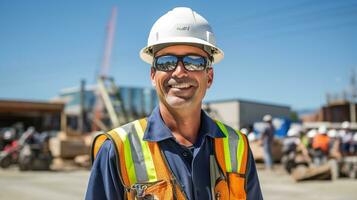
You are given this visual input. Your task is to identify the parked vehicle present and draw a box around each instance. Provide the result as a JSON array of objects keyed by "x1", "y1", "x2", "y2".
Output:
[{"x1": 0, "y1": 127, "x2": 52, "y2": 170}]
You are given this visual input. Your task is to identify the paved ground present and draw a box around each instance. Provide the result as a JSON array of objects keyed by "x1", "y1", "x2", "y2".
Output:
[
  {"x1": 258, "y1": 164, "x2": 357, "y2": 200},
  {"x1": 0, "y1": 168, "x2": 88, "y2": 200},
  {"x1": 0, "y1": 164, "x2": 356, "y2": 200}
]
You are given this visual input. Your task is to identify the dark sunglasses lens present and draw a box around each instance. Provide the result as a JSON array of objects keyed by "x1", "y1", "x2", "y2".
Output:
[
  {"x1": 183, "y1": 55, "x2": 207, "y2": 71},
  {"x1": 155, "y1": 56, "x2": 178, "y2": 71}
]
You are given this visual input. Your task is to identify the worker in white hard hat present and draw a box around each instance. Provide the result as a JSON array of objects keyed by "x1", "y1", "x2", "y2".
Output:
[
  {"x1": 282, "y1": 128, "x2": 311, "y2": 173},
  {"x1": 86, "y1": 7, "x2": 262, "y2": 200},
  {"x1": 283, "y1": 128, "x2": 301, "y2": 154},
  {"x1": 260, "y1": 114, "x2": 275, "y2": 170},
  {"x1": 328, "y1": 129, "x2": 342, "y2": 159},
  {"x1": 340, "y1": 121, "x2": 354, "y2": 155},
  {"x1": 312, "y1": 125, "x2": 330, "y2": 166}
]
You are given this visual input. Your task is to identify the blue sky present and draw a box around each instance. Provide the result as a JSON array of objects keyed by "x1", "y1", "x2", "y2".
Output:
[{"x1": 1, "y1": 0, "x2": 356, "y2": 110}]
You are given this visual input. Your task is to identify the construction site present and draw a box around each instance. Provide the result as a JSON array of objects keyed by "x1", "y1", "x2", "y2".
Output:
[{"x1": 1, "y1": 1, "x2": 357, "y2": 200}]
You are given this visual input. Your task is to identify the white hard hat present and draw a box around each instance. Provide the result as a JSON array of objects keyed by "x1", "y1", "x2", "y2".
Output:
[
  {"x1": 341, "y1": 121, "x2": 350, "y2": 129},
  {"x1": 140, "y1": 7, "x2": 224, "y2": 65},
  {"x1": 327, "y1": 129, "x2": 337, "y2": 138},
  {"x1": 240, "y1": 128, "x2": 248, "y2": 135},
  {"x1": 248, "y1": 133, "x2": 256, "y2": 141},
  {"x1": 307, "y1": 129, "x2": 317, "y2": 138},
  {"x1": 318, "y1": 126, "x2": 327, "y2": 134},
  {"x1": 287, "y1": 128, "x2": 300, "y2": 137},
  {"x1": 263, "y1": 114, "x2": 272, "y2": 122}
]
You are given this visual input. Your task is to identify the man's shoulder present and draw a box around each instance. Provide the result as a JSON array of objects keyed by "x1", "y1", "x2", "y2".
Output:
[
  {"x1": 215, "y1": 120, "x2": 243, "y2": 134},
  {"x1": 109, "y1": 118, "x2": 146, "y2": 133}
]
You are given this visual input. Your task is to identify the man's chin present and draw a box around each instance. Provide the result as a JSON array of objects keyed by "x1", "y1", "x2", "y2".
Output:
[{"x1": 165, "y1": 96, "x2": 192, "y2": 108}]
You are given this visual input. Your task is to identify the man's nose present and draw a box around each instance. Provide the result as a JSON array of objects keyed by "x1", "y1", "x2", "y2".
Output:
[{"x1": 171, "y1": 61, "x2": 188, "y2": 78}]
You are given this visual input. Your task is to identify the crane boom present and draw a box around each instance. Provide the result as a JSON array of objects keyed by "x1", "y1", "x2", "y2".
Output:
[{"x1": 101, "y1": 6, "x2": 117, "y2": 78}]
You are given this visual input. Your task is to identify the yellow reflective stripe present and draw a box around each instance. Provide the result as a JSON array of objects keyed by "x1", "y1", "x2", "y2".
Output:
[
  {"x1": 134, "y1": 120, "x2": 157, "y2": 182},
  {"x1": 235, "y1": 130, "x2": 245, "y2": 172},
  {"x1": 216, "y1": 121, "x2": 232, "y2": 172},
  {"x1": 115, "y1": 127, "x2": 137, "y2": 185}
]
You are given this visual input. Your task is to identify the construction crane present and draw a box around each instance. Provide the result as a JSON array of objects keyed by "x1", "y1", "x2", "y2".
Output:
[{"x1": 92, "y1": 6, "x2": 128, "y2": 131}]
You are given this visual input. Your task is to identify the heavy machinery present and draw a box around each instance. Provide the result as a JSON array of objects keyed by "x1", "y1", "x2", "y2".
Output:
[{"x1": 91, "y1": 6, "x2": 132, "y2": 132}]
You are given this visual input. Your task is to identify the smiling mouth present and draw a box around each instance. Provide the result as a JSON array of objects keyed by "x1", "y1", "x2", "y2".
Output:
[{"x1": 169, "y1": 83, "x2": 193, "y2": 89}]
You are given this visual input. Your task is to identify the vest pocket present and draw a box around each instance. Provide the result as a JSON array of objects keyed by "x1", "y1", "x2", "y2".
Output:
[
  {"x1": 128, "y1": 179, "x2": 174, "y2": 200},
  {"x1": 214, "y1": 177, "x2": 229, "y2": 200},
  {"x1": 214, "y1": 173, "x2": 246, "y2": 200},
  {"x1": 227, "y1": 173, "x2": 246, "y2": 200}
]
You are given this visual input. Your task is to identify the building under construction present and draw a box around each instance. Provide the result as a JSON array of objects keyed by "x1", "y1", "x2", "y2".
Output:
[
  {"x1": 55, "y1": 84, "x2": 158, "y2": 133},
  {"x1": 301, "y1": 71, "x2": 357, "y2": 123}
]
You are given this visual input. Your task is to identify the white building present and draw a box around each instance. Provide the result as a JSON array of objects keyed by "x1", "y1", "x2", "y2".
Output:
[{"x1": 203, "y1": 99, "x2": 291, "y2": 129}]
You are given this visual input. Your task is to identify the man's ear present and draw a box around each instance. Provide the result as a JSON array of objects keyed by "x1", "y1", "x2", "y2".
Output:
[
  {"x1": 207, "y1": 67, "x2": 214, "y2": 88},
  {"x1": 150, "y1": 67, "x2": 156, "y2": 87}
]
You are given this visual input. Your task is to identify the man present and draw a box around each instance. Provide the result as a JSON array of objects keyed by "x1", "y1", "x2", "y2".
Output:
[
  {"x1": 260, "y1": 114, "x2": 275, "y2": 170},
  {"x1": 340, "y1": 121, "x2": 353, "y2": 155},
  {"x1": 312, "y1": 125, "x2": 330, "y2": 166},
  {"x1": 327, "y1": 129, "x2": 341, "y2": 160},
  {"x1": 86, "y1": 7, "x2": 262, "y2": 200},
  {"x1": 282, "y1": 127, "x2": 311, "y2": 173}
]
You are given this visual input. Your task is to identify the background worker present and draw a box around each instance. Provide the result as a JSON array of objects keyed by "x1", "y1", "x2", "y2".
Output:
[
  {"x1": 306, "y1": 129, "x2": 317, "y2": 149},
  {"x1": 340, "y1": 121, "x2": 354, "y2": 155},
  {"x1": 260, "y1": 114, "x2": 275, "y2": 170},
  {"x1": 86, "y1": 7, "x2": 263, "y2": 200},
  {"x1": 282, "y1": 127, "x2": 311, "y2": 173},
  {"x1": 327, "y1": 129, "x2": 341, "y2": 160},
  {"x1": 312, "y1": 125, "x2": 330, "y2": 166}
]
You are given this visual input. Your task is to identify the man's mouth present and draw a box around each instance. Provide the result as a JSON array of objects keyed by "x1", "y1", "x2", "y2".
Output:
[{"x1": 169, "y1": 83, "x2": 193, "y2": 89}]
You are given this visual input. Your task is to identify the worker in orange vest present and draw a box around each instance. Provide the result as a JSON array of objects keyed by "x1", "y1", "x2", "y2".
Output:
[
  {"x1": 312, "y1": 126, "x2": 330, "y2": 166},
  {"x1": 86, "y1": 7, "x2": 263, "y2": 200}
]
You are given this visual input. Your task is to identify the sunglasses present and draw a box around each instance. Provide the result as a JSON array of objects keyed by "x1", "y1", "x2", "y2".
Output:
[{"x1": 153, "y1": 54, "x2": 212, "y2": 72}]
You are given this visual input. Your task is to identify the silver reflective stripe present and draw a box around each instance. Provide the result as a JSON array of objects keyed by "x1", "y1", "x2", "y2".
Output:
[
  {"x1": 226, "y1": 126, "x2": 239, "y2": 172},
  {"x1": 210, "y1": 155, "x2": 221, "y2": 199},
  {"x1": 122, "y1": 122, "x2": 149, "y2": 182}
]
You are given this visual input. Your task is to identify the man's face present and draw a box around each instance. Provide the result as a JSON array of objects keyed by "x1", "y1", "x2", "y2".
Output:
[{"x1": 150, "y1": 45, "x2": 214, "y2": 109}]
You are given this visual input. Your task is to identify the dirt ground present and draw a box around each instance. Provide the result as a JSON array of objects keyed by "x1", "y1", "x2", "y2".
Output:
[{"x1": 0, "y1": 164, "x2": 356, "y2": 200}]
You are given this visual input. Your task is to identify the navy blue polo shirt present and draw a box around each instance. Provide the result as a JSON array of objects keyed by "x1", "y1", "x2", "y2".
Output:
[{"x1": 85, "y1": 107, "x2": 263, "y2": 200}]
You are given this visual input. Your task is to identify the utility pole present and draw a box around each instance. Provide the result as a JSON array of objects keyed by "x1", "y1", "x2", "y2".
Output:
[{"x1": 79, "y1": 79, "x2": 86, "y2": 133}]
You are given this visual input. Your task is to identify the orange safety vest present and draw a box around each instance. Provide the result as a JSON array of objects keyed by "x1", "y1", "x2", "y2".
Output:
[
  {"x1": 312, "y1": 134, "x2": 330, "y2": 153},
  {"x1": 91, "y1": 118, "x2": 249, "y2": 200}
]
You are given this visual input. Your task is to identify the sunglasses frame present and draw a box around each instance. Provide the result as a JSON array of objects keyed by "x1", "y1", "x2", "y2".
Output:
[{"x1": 153, "y1": 54, "x2": 212, "y2": 72}]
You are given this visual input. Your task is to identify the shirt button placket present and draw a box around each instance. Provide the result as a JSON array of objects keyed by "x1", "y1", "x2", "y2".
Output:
[{"x1": 182, "y1": 151, "x2": 188, "y2": 157}]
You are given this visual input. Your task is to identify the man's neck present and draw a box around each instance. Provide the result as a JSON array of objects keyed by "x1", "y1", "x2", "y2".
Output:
[{"x1": 159, "y1": 103, "x2": 201, "y2": 147}]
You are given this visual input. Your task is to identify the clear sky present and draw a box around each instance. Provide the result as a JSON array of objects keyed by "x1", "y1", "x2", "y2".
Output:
[{"x1": 1, "y1": 0, "x2": 356, "y2": 110}]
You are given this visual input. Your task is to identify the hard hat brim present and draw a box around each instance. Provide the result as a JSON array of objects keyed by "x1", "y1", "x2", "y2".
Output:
[{"x1": 139, "y1": 37, "x2": 224, "y2": 65}]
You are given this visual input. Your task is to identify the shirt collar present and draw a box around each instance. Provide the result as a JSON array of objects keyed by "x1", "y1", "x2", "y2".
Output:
[{"x1": 143, "y1": 106, "x2": 225, "y2": 142}]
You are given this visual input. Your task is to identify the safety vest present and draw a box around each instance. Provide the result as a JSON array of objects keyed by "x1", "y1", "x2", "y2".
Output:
[
  {"x1": 91, "y1": 118, "x2": 249, "y2": 200},
  {"x1": 312, "y1": 134, "x2": 330, "y2": 153}
]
